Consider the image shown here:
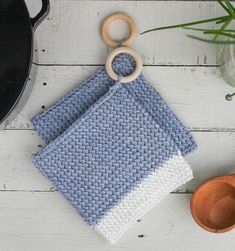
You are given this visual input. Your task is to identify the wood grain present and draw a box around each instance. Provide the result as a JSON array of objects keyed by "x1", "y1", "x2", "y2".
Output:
[
  {"x1": 5, "y1": 65, "x2": 235, "y2": 130},
  {"x1": 1, "y1": 192, "x2": 234, "y2": 251},
  {"x1": 25, "y1": 0, "x2": 225, "y2": 65},
  {"x1": 191, "y1": 174, "x2": 235, "y2": 233},
  {"x1": 1, "y1": 1, "x2": 235, "y2": 249}
]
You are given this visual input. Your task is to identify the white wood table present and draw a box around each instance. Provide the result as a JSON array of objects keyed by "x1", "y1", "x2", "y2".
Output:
[{"x1": 1, "y1": 1, "x2": 235, "y2": 250}]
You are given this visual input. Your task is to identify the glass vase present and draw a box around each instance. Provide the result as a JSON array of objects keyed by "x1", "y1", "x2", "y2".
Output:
[{"x1": 218, "y1": 43, "x2": 235, "y2": 87}]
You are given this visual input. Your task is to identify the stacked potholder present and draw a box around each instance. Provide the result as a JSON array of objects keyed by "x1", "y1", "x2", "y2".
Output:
[{"x1": 32, "y1": 55, "x2": 196, "y2": 244}]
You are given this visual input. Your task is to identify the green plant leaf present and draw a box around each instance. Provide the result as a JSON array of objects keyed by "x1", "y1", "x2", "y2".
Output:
[
  {"x1": 217, "y1": 0, "x2": 232, "y2": 15},
  {"x1": 140, "y1": 16, "x2": 229, "y2": 35},
  {"x1": 224, "y1": 0, "x2": 235, "y2": 17},
  {"x1": 204, "y1": 31, "x2": 235, "y2": 39},
  {"x1": 216, "y1": 16, "x2": 229, "y2": 24},
  {"x1": 187, "y1": 34, "x2": 235, "y2": 44},
  {"x1": 213, "y1": 16, "x2": 232, "y2": 40},
  {"x1": 183, "y1": 27, "x2": 235, "y2": 33}
]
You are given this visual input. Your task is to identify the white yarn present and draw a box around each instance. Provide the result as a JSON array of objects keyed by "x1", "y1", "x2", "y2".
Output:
[{"x1": 95, "y1": 152, "x2": 193, "y2": 244}]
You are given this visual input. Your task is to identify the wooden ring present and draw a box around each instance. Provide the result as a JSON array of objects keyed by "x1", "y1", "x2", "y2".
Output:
[
  {"x1": 105, "y1": 47, "x2": 142, "y2": 83},
  {"x1": 101, "y1": 13, "x2": 137, "y2": 48}
]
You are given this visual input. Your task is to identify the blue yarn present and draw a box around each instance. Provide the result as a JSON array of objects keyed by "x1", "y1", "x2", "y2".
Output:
[
  {"x1": 31, "y1": 54, "x2": 196, "y2": 156},
  {"x1": 33, "y1": 83, "x2": 181, "y2": 225},
  {"x1": 31, "y1": 54, "x2": 197, "y2": 242}
]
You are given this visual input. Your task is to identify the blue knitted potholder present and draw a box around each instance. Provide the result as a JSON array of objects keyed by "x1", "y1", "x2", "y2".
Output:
[
  {"x1": 32, "y1": 55, "x2": 196, "y2": 156},
  {"x1": 33, "y1": 82, "x2": 194, "y2": 243}
]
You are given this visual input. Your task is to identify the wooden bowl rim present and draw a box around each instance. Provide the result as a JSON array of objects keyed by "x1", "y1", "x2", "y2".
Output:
[{"x1": 190, "y1": 174, "x2": 235, "y2": 233}]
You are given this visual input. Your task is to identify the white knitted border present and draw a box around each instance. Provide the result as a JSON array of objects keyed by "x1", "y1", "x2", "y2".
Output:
[{"x1": 95, "y1": 153, "x2": 193, "y2": 244}]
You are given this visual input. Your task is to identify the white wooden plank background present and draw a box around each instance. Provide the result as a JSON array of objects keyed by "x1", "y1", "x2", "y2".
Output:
[
  {"x1": 1, "y1": 193, "x2": 234, "y2": 251},
  {"x1": 1, "y1": 0, "x2": 235, "y2": 250},
  {"x1": 28, "y1": 0, "x2": 225, "y2": 65},
  {"x1": 5, "y1": 65, "x2": 235, "y2": 130}
]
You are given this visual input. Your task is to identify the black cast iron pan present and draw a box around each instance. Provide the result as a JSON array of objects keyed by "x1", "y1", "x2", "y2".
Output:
[{"x1": 0, "y1": 0, "x2": 50, "y2": 127}]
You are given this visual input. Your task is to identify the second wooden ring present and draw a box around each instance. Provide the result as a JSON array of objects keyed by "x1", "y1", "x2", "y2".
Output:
[{"x1": 101, "y1": 13, "x2": 137, "y2": 48}]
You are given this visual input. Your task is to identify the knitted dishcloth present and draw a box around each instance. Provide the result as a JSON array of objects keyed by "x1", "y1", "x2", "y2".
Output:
[
  {"x1": 33, "y1": 82, "x2": 194, "y2": 244},
  {"x1": 31, "y1": 54, "x2": 196, "y2": 156}
]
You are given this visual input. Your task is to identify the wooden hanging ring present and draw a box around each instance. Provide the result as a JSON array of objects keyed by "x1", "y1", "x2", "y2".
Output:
[
  {"x1": 105, "y1": 46, "x2": 142, "y2": 83},
  {"x1": 101, "y1": 13, "x2": 137, "y2": 48}
]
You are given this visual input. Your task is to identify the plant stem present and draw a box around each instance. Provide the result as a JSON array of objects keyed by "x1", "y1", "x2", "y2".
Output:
[
  {"x1": 187, "y1": 35, "x2": 235, "y2": 44},
  {"x1": 141, "y1": 16, "x2": 229, "y2": 35},
  {"x1": 205, "y1": 31, "x2": 235, "y2": 39},
  {"x1": 216, "y1": 0, "x2": 231, "y2": 15},
  {"x1": 224, "y1": 0, "x2": 235, "y2": 17},
  {"x1": 213, "y1": 17, "x2": 232, "y2": 40},
  {"x1": 183, "y1": 27, "x2": 235, "y2": 33},
  {"x1": 216, "y1": 16, "x2": 230, "y2": 24}
]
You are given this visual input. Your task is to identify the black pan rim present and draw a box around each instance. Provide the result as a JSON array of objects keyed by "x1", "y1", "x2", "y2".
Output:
[{"x1": 0, "y1": 0, "x2": 34, "y2": 126}]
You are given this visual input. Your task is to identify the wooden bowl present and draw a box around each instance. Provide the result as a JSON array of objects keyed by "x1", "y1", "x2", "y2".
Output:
[{"x1": 190, "y1": 174, "x2": 235, "y2": 233}]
